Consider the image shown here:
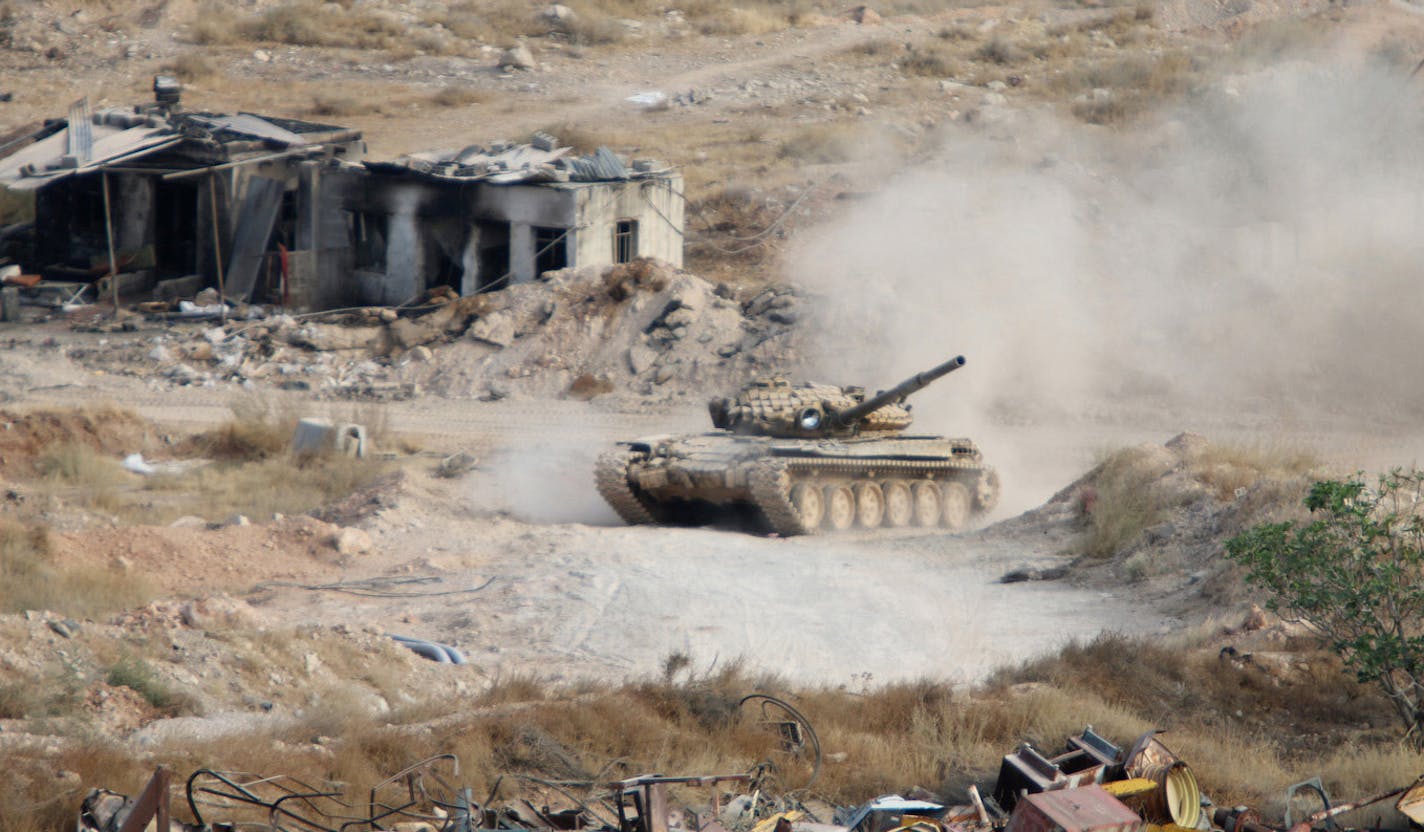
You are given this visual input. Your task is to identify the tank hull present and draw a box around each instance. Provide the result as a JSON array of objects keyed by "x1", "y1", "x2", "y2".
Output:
[{"x1": 596, "y1": 433, "x2": 1000, "y2": 536}]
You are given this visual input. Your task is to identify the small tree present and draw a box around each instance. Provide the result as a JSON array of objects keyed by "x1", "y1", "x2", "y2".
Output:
[{"x1": 1226, "y1": 470, "x2": 1424, "y2": 744}]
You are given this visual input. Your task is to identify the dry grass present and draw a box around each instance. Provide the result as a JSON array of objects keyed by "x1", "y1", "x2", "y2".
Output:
[
  {"x1": 0, "y1": 186, "x2": 34, "y2": 225},
  {"x1": 189, "y1": 1, "x2": 240, "y2": 44},
  {"x1": 0, "y1": 522, "x2": 153, "y2": 617},
  {"x1": 242, "y1": 1, "x2": 409, "y2": 49},
  {"x1": 428, "y1": 85, "x2": 488, "y2": 108},
  {"x1": 1188, "y1": 442, "x2": 1322, "y2": 500},
  {"x1": 777, "y1": 123, "x2": 861, "y2": 164},
  {"x1": 1079, "y1": 446, "x2": 1172, "y2": 558},
  {"x1": 903, "y1": 44, "x2": 963, "y2": 77},
  {"x1": 194, "y1": 395, "x2": 300, "y2": 462},
  {"x1": 162, "y1": 51, "x2": 217, "y2": 81},
  {"x1": 106, "y1": 655, "x2": 200, "y2": 715},
  {"x1": 308, "y1": 93, "x2": 381, "y2": 118}
]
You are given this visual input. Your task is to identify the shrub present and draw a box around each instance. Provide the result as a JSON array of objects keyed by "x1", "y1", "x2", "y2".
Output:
[{"x1": 1228, "y1": 471, "x2": 1424, "y2": 745}]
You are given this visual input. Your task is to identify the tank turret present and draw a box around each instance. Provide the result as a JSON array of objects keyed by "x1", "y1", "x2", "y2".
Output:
[{"x1": 708, "y1": 356, "x2": 966, "y2": 439}]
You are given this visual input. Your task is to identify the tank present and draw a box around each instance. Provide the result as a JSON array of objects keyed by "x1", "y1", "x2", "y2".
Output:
[{"x1": 596, "y1": 355, "x2": 1001, "y2": 536}]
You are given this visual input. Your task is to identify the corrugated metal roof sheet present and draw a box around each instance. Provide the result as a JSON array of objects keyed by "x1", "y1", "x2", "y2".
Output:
[{"x1": 0, "y1": 117, "x2": 177, "y2": 190}]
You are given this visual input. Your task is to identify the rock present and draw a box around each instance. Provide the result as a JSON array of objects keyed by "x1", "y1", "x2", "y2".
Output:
[
  {"x1": 499, "y1": 43, "x2": 536, "y2": 70},
  {"x1": 627, "y1": 344, "x2": 658, "y2": 374},
  {"x1": 848, "y1": 5, "x2": 882, "y2": 23},
  {"x1": 47, "y1": 618, "x2": 78, "y2": 638},
  {"x1": 332, "y1": 527, "x2": 372, "y2": 556},
  {"x1": 435, "y1": 452, "x2": 477, "y2": 479},
  {"x1": 469, "y1": 311, "x2": 516, "y2": 347},
  {"x1": 409, "y1": 345, "x2": 433, "y2": 362},
  {"x1": 987, "y1": 79, "x2": 1008, "y2": 91},
  {"x1": 378, "y1": 307, "x2": 399, "y2": 323},
  {"x1": 982, "y1": 92, "x2": 1007, "y2": 107},
  {"x1": 253, "y1": 49, "x2": 271, "y2": 62},
  {"x1": 1165, "y1": 430, "x2": 1209, "y2": 457},
  {"x1": 169, "y1": 515, "x2": 206, "y2": 528},
  {"x1": 543, "y1": 3, "x2": 575, "y2": 21},
  {"x1": 225, "y1": 514, "x2": 251, "y2": 527}
]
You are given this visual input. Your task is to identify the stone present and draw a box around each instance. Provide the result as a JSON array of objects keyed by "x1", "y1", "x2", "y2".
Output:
[
  {"x1": 435, "y1": 452, "x2": 477, "y2": 479},
  {"x1": 332, "y1": 527, "x2": 373, "y2": 556},
  {"x1": 409, "y1": 345, "x2": 433, "y2": 362},
  {"x1": 981, "y1": 92, "x2": 1007, "y2": 106},
  {"x1": 469, "y1": 311, "x2": 516, "y2": 347},
  {"x1": 47, "y1": 618, "x2": 78, "y2": 638},
  {"x1": 848, "y1": 5, "x2": 881, "y2": 23},
  {"x1": 543, "y1": 3, "x2": 575, "y2": 21},
  {"x1": 253, "y1": 49, "x2": 272, "y2": 62},
  {"x1": 225, "y1": 514, "x2": 251, "y2": 527},
  {"x1": 499, "y1": 43, "x2": 536, "y2": 70}
]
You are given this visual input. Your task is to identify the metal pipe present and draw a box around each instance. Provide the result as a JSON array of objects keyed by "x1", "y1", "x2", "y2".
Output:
[{"x1": 100, "y1": 171, "x2": 118, "y2": 311}]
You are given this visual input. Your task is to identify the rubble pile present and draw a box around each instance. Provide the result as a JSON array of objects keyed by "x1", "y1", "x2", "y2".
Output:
[{"x1": 122, "y1": 260, "x2": 801, "y2": 403}]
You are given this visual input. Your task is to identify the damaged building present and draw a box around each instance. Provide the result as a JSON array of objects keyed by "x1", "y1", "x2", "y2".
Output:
[{"x1": 0, "y1": 79, "x2": 685, "y2": 313}]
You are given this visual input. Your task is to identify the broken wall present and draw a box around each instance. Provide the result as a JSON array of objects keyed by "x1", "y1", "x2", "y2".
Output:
[{"x1": 573, "y1": 176, "x2": 684, "y2": 270}]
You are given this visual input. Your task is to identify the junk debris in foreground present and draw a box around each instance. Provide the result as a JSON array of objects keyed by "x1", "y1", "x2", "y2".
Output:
[{"x1": 74, "y1": 724, "x2": 1424, "y2": 832}]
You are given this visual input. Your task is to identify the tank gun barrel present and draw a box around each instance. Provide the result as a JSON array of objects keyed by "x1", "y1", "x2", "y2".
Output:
[{"x1": 831, "y1": 355, "x2": 966, "y2": 427}]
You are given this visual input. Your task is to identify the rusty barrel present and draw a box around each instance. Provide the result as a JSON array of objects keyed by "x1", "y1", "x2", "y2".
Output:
[{"x1": 1136, "y1": 761, "x2": 1201, "y2": 828}]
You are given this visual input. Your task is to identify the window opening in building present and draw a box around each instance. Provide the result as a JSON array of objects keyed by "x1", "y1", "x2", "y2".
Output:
[
  {"x1": 614, "y1": 219, "x2": 638, "y2": 264},
  {"x1": 534, "y1": 226, "x2": 567, "y2": 276}
]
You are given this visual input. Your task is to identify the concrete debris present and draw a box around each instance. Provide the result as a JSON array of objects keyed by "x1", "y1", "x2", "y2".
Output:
[
  {"x1": 110, "y1": 259, "x2": 798, "y2": 404},
  {"x1": 292, "y1": 417, "x2": 369, "y2": 458}
]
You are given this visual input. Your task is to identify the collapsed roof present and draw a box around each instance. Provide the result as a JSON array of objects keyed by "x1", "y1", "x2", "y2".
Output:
[
  {"x1": 0, "y1": 95, "x2": 361, "y2": 192},
  {"x1": 365, "y1": 132, "x2": 675, "y2": 185}
]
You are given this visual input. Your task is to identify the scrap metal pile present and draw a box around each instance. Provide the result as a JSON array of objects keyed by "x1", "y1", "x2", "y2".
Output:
[{"x1": 74, "y1": 724, "x2": 1424, "y2": 832}]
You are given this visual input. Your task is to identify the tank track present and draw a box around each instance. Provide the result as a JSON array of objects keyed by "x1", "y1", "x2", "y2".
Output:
[
  {"x1": 595, "y1": 450, "x2": 663, "y2": 525},
  {"x1": 748, "y1": 459, "x2": 814, "y2": 536}
]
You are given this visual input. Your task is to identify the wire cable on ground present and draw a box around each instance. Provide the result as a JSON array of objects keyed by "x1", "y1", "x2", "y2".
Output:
[{"x1": 251, "y1": 575, "x2": 495, "y2": 598}]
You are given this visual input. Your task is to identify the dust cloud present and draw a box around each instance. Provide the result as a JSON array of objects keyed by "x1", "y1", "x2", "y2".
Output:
[
  {"x1": 790, "y1": 60, "x2": 1424, "y2": 509},
  {"x1": 466, "y1": 436, "x2": 623, "y2": 525}
]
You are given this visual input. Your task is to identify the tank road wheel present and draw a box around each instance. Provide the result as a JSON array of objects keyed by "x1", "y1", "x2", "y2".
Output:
[
  {"x1": 883, "y1": 481, "x2": 913, "y2": 527},
  {"x1": 974, "y1": 469, "x2": 1002, "y2": 514},
  {"x1": 790, "y1": 483, "x2": 825, "y2": 530},
  {"x1": 823, "y1": 484, "x2": 855, "y2": 531},
  {"x1": 911, "y1": 482, "x2": 942, "y2": 527},
  {"x1": 941, "y1": 482, "x2": 972, "y2": 531},
  {"x1": 854, "y1": 482, "x2": 885, "y2": 529}
]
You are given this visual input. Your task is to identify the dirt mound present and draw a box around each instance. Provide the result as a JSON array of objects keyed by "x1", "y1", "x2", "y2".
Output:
[
  {"x1": 48, "y1": 515, "x2": 348, "y2": 595},
  {"x1": 991, "y1": 432, "x2": 1322, "y2": 608},
  {"x1": 0, "y1": 406, "x2": 155, "y2": 478}
]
